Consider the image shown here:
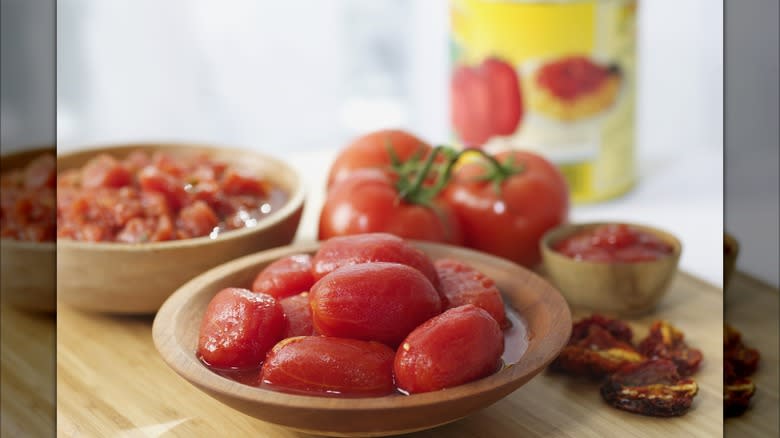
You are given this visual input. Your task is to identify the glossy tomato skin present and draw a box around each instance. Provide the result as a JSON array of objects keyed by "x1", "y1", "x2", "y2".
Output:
[
  {"x1": 444, "y1": 150, "x2": 568, "y2": 267},
  {"x1": 309, "y1": 262, "x2": 442, "y2": 347},
  {"x1": 312, "y1": 232, "x2": 441, "y2": 290},
  {"x1": 319, "y1": 169, "x2": 463, "y2": 245},
  {"x1": 327, "y1": 129, "x2": 431, "y2": 188},
  {"x1": 251, "y1": 254, "x2": 315, "y2": 299},
  {"x1": 261, "y1": 336, "x2": 396, "y2": 396},
  {"x1": 394, "y1": 305, "x2": 504, "y2": 394},
  {"x1": 279, "y1": 292, "x2": 316, "y2": 338},
  {"x1": 435, "y1": 259, "x2": 507, "y2": 328},
  {"x1": 197, "y1": 288, "x2": 285, "y2": 370}
]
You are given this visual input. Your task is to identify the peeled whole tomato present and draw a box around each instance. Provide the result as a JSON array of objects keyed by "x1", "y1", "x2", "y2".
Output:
[
  {"x1": 309, "y1": 262, "x2": 442, "y2": 347},
  {"x1": 197, "y1": 288, "x2": 285, "y2": 370},
  {"x1": 451, "y1": 57, "x2": 523, "y2": 147},
  {"x1": 311, "y1": 233, "x2": 441, "y2": 291},
  {"x1": 327, "y1": 129, "x2": 431, "y2": 188},
  {"x1": 279, "y1": 292, "x2": 316, "y2": 338},
  {"x1": 435, "y1": 258, "x2": 508, "y2": 329},
  {"x1": 394, "y1": 305, "x2": 504, "y2": 394},
  {"x1": 261, "y1": 336, "x2": 396, "y2": 396},
  {"x1": 251, "y1": 254, "x2": 315, "y2": 299}
]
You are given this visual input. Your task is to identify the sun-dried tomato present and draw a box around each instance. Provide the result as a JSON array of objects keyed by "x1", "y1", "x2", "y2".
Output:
[
  {"x1": 600, "y1": 359, "x2": 698, "y2": 417},
  {"x1": 551, "y1": 324, "x2": 644, "y2": 378},
  {"x1": 637, "y1": 320, "x2": 703, "y2": 377},
  {"x1": 570, "y1": 314, "x2": 634, "y2": 344},
  {"x1": 723, "y1": 324, "x2": 760, "y2": 417}
]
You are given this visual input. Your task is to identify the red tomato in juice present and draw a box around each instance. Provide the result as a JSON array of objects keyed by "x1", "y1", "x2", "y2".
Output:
[
  {"x1": 319, "y1": 169, "x2": 463, "y2": 245},
  {"x1": 197, "y1": 288, "x2": 285, "y2": 370},
  {"x1": 394, "y1": 305, "x2": 504, "y2": 394},
  {"x1": 251, "y1": 254, "x2": 315, "y2": 299},
  {"x1": 309, "y1": 262, "x2": 442, "y2": 347},
  {"x1": 327, "y1": 129, "x2": 431, "y2": 188},
  {"x1": 279, "y1": 292, "x2": 316, "y2": 338},
  {"x1": 443, "y1": 150, "x2": 568, "y2": 267},
  {"x1": 311, "y1": 233, "x2": 440, "y2": 290},
  {"x1": 435, "y1": 259, "x2": 507, "y2": 328},
  {"x1": 261, "y1": 336, "x2": 396, "y2": 396}
]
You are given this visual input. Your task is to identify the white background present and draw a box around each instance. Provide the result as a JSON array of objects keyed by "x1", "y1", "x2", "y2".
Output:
[{"x1": 6, "y1": 1, "x2": 762, "y2": 286}]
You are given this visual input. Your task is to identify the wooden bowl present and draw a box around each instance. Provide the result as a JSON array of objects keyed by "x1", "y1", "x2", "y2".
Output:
[
  {"x1": 0, "y1": 146, "x2": 56, "y2": 312},
  {"x1": 723, "y1": 232, "x2": 739, "y2": 292},
  {"x1": 57, "y1": 143, "x2": 305, "y2": 314},
  {"x1": 153, "y1": 242, "x2": 572, "y2": 437},
  {"x1": 540, "y1": 222, "x2": 682, "y2": 316}
]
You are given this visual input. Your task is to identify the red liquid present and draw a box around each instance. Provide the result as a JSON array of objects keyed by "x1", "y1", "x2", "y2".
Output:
[{"x1": 554, "y1": 224, "x2": 674, "y2": 263}]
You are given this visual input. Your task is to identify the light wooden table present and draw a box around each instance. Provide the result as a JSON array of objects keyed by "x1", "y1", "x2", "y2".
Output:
[
  {"x1": 0, "y1": 305, "x2": 56, "y2": 437},
  {"x1": 55, "y1": 269, "x2": 745, "y2": 438}
]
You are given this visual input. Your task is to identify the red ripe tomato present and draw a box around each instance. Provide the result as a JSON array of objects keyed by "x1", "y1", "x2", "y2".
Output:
[
  {"x1": 327, "y1": 129, "x2": 431, "y2": 188},
  {"x1": 394, "y1": 305, "x2": 504, "y2": 394},
  {"x1": 279, "y1": 292, "x2": 316, "y2": 338},
  {"x1": 451, "y1": 57, "x2": 523, "y2": 147},
  {"x1": 443, "y1": 150, "x2": 569, "y2": 267},
  {"x1": 251, "y1": 254, "x2": 315, "y2": 299},
  {"x1": 261, "y1": 336, "x2": 396, "y2": 396},
  {"x1": 311, "y1": 232, "x2": 440, "y2": 290},
  {"x1": 197, "y1": 288, "x2": 285, "y2": 370},
  {"x1": 309, "y1": 262, "x2": 442, "y2": 347},
  {"x1": 319, "y1": 169, "x2": 463, "y2": 245},
  {"x1": 435, "y1": 259, "x2": 507, "y2": 328}
]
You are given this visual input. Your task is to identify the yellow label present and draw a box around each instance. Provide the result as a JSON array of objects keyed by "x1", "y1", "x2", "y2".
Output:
[{"x1": 450, "y1": 0, "x2": 638, "y2": 203}]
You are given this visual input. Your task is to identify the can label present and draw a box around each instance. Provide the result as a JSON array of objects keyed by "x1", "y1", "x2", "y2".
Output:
[{"x1": 450, "y1": 0, "x2": 637, "y2": 203}]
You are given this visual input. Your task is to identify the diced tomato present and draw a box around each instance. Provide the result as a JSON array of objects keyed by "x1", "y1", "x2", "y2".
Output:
[
  {"x1": 138, "y1": 165, "x2": 187, "y2": 211},
  {"x1": 81, "y1": 154, "x2": 132, "y2": 189},
  {"x1": 221, "y1": 169, "x2": 267, "y2": 196},
  {"x1": 24, "y1": 154, "x2": 56, "y2": 189},
  {"x1": 177, "y1": 200, "x2": 219, "y2": 238}
]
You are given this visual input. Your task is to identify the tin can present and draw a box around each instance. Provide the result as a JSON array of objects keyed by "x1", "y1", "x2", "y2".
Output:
[{"x1": 450, "y1": 0, "x2": 638, "y2": 203}]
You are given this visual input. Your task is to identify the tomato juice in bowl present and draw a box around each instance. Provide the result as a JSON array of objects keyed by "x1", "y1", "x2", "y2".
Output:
[
  {"x1": 541, "y1": 222, "x2": 681, "y2": 316},
  {"x1": 56, "y1": 143, "x2": 305, "y2": 314}
]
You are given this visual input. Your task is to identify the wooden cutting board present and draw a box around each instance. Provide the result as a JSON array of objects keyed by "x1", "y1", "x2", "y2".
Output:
[
  {"x1": 0, "y1": 305, "x2": 55, "y2": 437},
  {"x1": 51, "y1": 269, "x2": 775, "y2": 438}
]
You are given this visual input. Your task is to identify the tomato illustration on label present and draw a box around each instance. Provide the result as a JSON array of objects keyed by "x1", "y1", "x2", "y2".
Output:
[{"x1": 451, "y1": 57, "x2": 523, "y2": 147}]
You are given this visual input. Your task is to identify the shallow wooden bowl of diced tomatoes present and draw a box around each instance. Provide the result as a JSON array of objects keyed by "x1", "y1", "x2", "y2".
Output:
[
  {"x1": 56, "y1": 143, "x2": 304, "y2": 314},
  {"x1": 540, "y1": 222, "x2": 682, "y2": 316},
  {"x1": 1, "y1": 146, "x2": 57, "y2": 312},
  {"x1": 153, "y1": 233, "x2": 571, "y2": 437}
]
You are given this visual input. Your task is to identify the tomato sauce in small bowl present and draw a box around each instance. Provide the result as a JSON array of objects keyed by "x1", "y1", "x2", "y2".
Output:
[{"x1": 541, "y1": 222, "x2": 681, "y2": 316}]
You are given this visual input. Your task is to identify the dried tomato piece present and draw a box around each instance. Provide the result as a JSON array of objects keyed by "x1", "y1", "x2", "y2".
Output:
[
  {"x1": 723, "y1": 324, "x2": 760, "y2": 417},
  {"x1": 551, "y1": 324, "x2": 644, "y2": 378},
  {"x1": 637, "y1": 320, "x2": 703, "y2": 376},
  {"x1": 570, "y1": 314, "x2": 633, "y2": 344},
  {"x1": 600, "y1": 359, "x2": 698, "y2": 417}
]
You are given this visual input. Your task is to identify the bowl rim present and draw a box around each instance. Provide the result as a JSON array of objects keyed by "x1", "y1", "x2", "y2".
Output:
[
  {"x1": 540, "y1": 221, "x2": 683, "y2": 266},
  {"x1": 55, "y1": 142, "x2": 305, "y2": 252},
  {"x1": 152, "y1": 241, "x2": 572, "y2": 412}
]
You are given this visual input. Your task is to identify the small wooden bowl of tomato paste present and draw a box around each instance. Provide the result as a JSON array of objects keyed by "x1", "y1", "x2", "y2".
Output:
[
  {"x1": 1, "y1": 146, "x2": 57, "y2": 312},
  {"x1": 540, "y1": 222, "x2": 681, "y2": 316},
  {"x1": 152, "y1": 239, "x2": 571, "y2": 436},
  {"x1": 57, "y1": 143, "x2": 304, "y2": 314}
]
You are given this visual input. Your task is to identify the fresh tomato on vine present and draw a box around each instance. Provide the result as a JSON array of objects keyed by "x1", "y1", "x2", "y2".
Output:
[
  {"x1": 318, "y1": 167, "x2": 463, "y2": 245},
  {"x1": 327, "y1": 129, "x2": 431, "y2": 189},
  {"x1": 442, "y1": 150, "x2": 569, "y2": 267}
]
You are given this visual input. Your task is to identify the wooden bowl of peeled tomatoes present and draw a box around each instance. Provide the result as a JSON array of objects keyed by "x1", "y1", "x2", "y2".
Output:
[{"x1": 153, "y1": 233, "x2": 571, "y2": 437}]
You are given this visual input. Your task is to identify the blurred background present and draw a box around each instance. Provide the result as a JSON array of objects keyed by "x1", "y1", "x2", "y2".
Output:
[{"x1": 2, "y1": 0, "x2": 776, "y2": 288}]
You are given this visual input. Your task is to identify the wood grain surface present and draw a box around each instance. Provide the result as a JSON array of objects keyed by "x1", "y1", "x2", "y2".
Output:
[
  {"x1": 1, "y1": 305, "x2": 56, "y2": 437},
  {"x1": 724, "y1": 273, "x2": 780, "y2": 437},
  {"x1": 53, "y1": 269, "x2": 764, "y2": 437}
]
